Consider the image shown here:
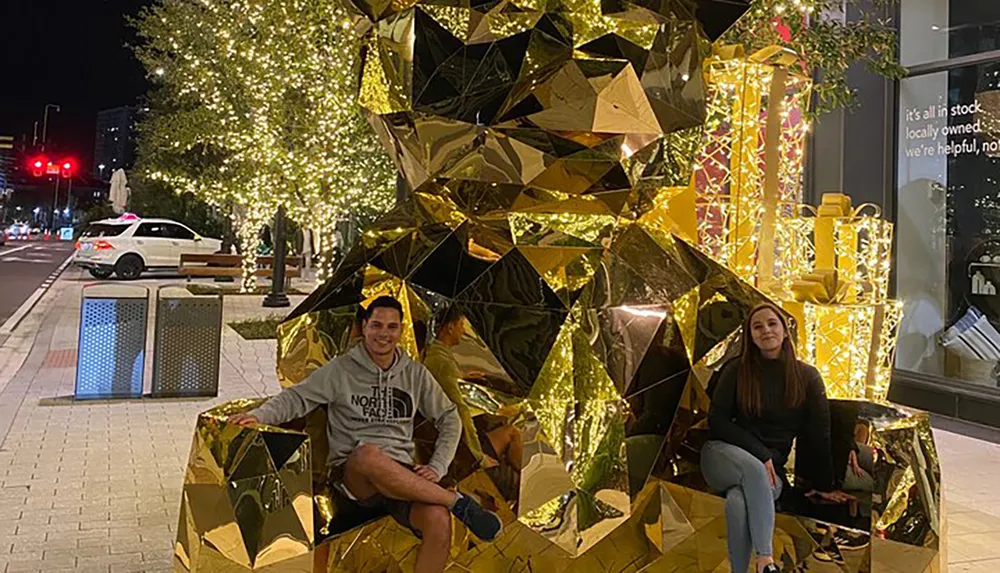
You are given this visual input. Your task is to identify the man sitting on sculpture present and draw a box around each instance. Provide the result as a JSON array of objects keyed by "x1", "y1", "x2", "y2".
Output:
[{"x1": 229, "y1": 295, "x2": 503, "y2": 573}]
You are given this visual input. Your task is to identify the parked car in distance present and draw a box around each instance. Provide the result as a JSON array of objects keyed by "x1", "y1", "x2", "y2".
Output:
[
  {"x1": 74, "y1": 214, "x2": 223, "y2": 279},
  {"x1": 6, "y1": 223, "x2": 28, "y2": 240}
]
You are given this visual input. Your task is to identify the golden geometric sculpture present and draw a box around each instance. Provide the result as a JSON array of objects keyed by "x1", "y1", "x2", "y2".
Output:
[
  {"x1": 168, "y1": 0, "x2": 942, "y2": 570},
  {"x1": 174, "y1": 399, "x2": 314, "y2": 572},
  {"x1": 173, "y1": 396, "x2": 944, "y2": 572},
  {"x1": 278, "y1": 215, "x2": 773, "y2": 562},
  {"x1": 268, "y1": 0, "x2": 769, "y2": 566}
]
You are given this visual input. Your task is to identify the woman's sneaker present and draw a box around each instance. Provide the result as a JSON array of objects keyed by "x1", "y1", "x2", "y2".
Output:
[
  {"x1": 760, "y1": 564, "x2": 780, "y2": 573},
  {"x1": 450, "y1": 493, "x2": 503, "y2": 541}
]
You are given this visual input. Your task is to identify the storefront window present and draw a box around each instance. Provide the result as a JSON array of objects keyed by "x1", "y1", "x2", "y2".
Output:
[
  {"x1": 901, "y1": 1, "x2": 1000, "y2": 67},
  {"x1": 898, "y1": 61, "x2": 1000, "y2": 387}
]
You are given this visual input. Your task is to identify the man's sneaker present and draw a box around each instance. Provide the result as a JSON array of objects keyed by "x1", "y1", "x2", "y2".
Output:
[
  {"x1": 761, "y1": 564, "x2": 780, "y2": 573},
  {"x1": 451, "y1": 493, "x2": 503, "y2": 541}
]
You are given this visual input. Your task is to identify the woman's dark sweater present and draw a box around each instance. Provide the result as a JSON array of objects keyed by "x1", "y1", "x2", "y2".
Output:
[{"x1": 707, "y1": 357, "x2": 835, "y2": 491}]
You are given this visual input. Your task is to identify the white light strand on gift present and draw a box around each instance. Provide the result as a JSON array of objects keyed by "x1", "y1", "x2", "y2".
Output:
[{"x1": 694, "y1": 57, "x2": 810, "y2": 285}]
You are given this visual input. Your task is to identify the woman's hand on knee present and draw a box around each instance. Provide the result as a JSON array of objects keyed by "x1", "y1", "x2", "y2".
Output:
[{"x1": 763, "y1": 460, "x2": 780, "y2": 488}]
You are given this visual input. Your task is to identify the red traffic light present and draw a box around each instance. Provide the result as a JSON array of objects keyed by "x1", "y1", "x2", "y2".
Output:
[
  {"x1": 28, "y1": 155, "x2": 48, "y2": 177},
  {"x1": 59, "y1": 158, "x2": 76, "y2": 178},
  {"x1": 27, "y1": 155, "x2": 77, "y2": 177}
]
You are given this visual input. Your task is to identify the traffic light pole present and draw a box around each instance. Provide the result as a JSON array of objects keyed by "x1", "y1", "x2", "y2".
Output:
[{"x1": 51, "y1": 175, "x2": 60, "y2": 230}]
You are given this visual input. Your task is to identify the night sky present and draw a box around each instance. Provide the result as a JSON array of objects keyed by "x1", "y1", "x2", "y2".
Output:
[{"x1": 0, "y1": 0, "x2": 150, "y2": 170}]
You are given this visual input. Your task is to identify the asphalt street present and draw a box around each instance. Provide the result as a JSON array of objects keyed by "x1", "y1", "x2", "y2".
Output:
[{"x1": 0, "y1": 240, "x2": 75, "y2": 326}]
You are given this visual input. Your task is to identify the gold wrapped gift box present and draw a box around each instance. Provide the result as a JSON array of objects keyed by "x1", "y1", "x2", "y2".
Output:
[
  {"x1": 693, "y1": 45, "x2": 812, "y2": 286},
  {"x1": 775, "y1": 194, "x2": 901, "y2": 402}
]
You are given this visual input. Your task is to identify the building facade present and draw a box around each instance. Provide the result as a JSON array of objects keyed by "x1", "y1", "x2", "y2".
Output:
[
  {"x1": 93, "y1": 106, "x2": 137, "y2": 181},
  {"x1": 0, "y1": 135, "x2": 13, "y2": 191},
  {"x1": 887, "y1": 1, "x2": 1000, "y2": 425}
]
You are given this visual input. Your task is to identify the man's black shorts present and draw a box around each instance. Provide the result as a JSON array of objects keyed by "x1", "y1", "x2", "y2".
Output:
[{"x1": 327, "y1": 462, "x2": 421, "y2": 538}]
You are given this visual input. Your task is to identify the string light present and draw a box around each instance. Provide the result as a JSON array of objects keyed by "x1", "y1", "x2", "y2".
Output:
[
  {"x1": 694, "y1": 55, "x2": 811, "y2": 283},
  {"x1": 720, "y1": 0, "x2": 903, "y2": 115},
  {"x1": 134, "y1": 0, "x2": 396, "y2": 289}
]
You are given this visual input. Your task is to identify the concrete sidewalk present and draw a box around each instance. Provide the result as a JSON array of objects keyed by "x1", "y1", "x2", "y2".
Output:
[
  {"x1": 0, "y1": 268, "x2": 996, "y2": 572},
  {"x1": 0, "y1": 269, "x2": 301, "y2": 572}
]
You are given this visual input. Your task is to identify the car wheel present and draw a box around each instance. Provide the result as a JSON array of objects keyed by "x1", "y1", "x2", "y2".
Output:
[
  {"x1": 88, "y1": 268, "x2": 114, "y2": 280},
  {"x1": 114, "y1": 255, "x2": 145, "y2": 280}
]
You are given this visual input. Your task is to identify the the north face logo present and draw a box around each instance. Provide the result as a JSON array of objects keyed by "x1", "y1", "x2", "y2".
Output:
[{"x1": 350, "y1": 386, "x2": 413, "y2": 421}]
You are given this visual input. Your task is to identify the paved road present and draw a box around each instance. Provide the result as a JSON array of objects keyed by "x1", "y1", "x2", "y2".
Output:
[{"x1": 0, "y1": 240, "x2": 75, "y2": 326}]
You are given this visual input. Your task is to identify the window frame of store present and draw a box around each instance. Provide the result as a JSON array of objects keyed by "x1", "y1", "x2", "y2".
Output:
[{"x1": 888, "y1": 37, "x2": 1000, "y2": 427}]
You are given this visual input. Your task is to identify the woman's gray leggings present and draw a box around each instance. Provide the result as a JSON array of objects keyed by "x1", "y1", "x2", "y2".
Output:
[{"x1": 701, "y1": 440, "x2": 782, "y2": 573}]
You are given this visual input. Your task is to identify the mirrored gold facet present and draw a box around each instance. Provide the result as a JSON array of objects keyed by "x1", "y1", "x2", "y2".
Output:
[{"x1": 175, "y1": 403, "x2": 313, "y2": 572}]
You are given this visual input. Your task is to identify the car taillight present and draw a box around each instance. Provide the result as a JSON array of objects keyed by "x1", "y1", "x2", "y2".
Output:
[
  {"x1": 94, "y1": 240, "x2": 114, "y2": 250},
  {"x1": 74, "y1": 241, "x2": 81, "y2": 250}
]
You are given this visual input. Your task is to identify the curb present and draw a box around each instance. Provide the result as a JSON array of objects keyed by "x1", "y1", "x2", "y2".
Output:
[{"x1": 0, "y1": 253, "x2": 74, "y2": 336}]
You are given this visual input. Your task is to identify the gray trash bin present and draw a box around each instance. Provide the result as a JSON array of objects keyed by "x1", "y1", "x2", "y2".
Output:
[
  {"x1": 151, "y1": 286, "x2": 222, "y2": 397},
  {"x1": 75, "y1": 284, "x2": 149, "y2": 399}
]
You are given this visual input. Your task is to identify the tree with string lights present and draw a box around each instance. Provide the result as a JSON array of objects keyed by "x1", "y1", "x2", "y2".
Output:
[
  {"x1": 725, "y1": 0, "x2": 904, "y2": 115},
  {"x1": 132, "y1": 0, "x2": 396, "y2": 291}
]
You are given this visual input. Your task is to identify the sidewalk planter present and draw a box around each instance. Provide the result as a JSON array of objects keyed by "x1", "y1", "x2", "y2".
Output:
[
  {"x1": 151, "y1": 286, "x2": 222, "y2": 398},
  {"x1": 74, "y1": 284, "x2": 148, "y2": 399}
]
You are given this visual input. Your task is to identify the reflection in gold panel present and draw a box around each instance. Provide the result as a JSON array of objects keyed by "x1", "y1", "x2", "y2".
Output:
[
  {"x1": 277, "y1": 310, "x2": 357, "y2": 388},
  {"x1": 174, "y1": 400, "x2": 313, "y2": 572}
]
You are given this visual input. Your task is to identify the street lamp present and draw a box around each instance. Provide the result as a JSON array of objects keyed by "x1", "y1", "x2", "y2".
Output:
[
  {"x1": 41, "y1": 104, "x2": 60, "y2": 151},
  {"x1": 98, "y1": 163, "x2": 106, "y2": 179},
  {"x1": 263, "y1": 206, "x2": 291, "y2": 308}
]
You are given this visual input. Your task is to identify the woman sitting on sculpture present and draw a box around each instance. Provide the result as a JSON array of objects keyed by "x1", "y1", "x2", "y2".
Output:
[{"x1": 702, "y1": 303, "x2": 854, "y2": 573}]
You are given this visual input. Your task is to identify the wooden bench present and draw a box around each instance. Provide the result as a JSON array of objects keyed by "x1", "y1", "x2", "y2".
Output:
[{"x1": 179, "y1": 253, "x2": 303, "y2": 280}]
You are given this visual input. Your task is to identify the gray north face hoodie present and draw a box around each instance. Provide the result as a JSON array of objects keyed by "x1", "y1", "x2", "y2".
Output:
[{"x1": 251, "y1": 343, "x2": 461, "y2": 478}]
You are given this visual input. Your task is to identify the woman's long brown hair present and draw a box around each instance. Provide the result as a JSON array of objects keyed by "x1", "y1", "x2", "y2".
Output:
[{"x1": 737, "y1": 303, "x2": 806, "y2": 417}]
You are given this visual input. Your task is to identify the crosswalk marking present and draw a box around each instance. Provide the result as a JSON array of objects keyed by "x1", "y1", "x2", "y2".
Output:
[{"x1": 0, "y1": 245, "x2": 31, "y2": 258}]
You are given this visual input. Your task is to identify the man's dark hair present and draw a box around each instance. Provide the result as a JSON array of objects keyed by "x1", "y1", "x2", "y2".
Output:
[
  {"x1": 362, "y1": 296, "x2": 404, "y2": 322},
  {"x1": 434, "y1": 305, "x2": 464, "y2": 337}
]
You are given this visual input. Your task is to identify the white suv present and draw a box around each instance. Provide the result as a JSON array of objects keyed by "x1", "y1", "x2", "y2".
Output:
[{"x1": 74, "y1": 215, "x2": 223, "y2": 280}]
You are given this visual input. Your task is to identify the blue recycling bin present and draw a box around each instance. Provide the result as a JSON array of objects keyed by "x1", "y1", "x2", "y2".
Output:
[{"x1": 74, "y1": 284, "x2": 149, "y2": 399}]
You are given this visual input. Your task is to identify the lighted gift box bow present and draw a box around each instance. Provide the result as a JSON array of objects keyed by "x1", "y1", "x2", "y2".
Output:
[{"x1": 777, "y1": 194, "x2": 902, "y2": 402}]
